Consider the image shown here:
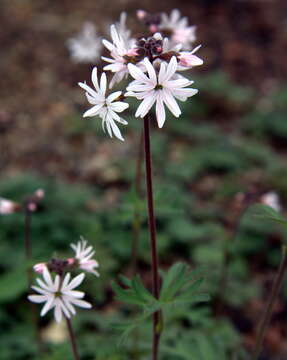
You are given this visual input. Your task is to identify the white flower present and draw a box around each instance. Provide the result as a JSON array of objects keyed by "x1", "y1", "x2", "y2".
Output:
[
  {"x1": 71, "y1": 238, "x2": 99, "y2": 277},
  {"x1": 102, "y1": 25, "x2": 137, "y2": 88},
  {"x1": 67, "y1": 22, "x2": 102, "y2": 63},
  {"x1": 0, "y1": 198, "x2": 18, "y2": 214},
  {"x1": 126, "y1": 56, "x2": 198, "y2": 128},
  {"x1": 261, "y1": 191, "x2": 281, "y2": 212},
  {"x1": 78, "y1": 67, "x2": 129, "y2": 141},
  {"x1": 160, "y1": 9, "x2": 196, "y2": 50},
  {"x1": 115, "y1": 12, "x2": 135, "y2": 48},
  {"x1": 28, "y1": 268, "x2": 92, "y2": 323}
]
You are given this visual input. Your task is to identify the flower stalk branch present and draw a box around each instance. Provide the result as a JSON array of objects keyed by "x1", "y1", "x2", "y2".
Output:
[
  {"x1": 253, "y1": 245, "x2": 287, "y2": 360},
  {"x1": 143, "y1": 114, "x2": 162, "y2": 360}
]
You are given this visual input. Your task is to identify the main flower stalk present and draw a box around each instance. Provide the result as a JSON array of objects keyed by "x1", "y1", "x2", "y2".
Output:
[{"x1": 143, "y1": 114, "x2": 162, "y2": 359}]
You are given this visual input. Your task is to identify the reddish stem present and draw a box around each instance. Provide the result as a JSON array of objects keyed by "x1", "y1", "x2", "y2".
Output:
[{"x1": 143, "y1": 115, "x2": 161, "y2": 360}]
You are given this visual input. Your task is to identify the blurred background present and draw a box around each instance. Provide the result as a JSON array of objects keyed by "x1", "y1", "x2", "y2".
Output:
[{"x1": 1, "y1": 0, "x2": 287, "y2": 359}]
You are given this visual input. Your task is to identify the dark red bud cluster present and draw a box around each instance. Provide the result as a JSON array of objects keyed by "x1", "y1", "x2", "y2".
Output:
[
  {"x1": 48, "y1": 258, "x2": 70, "y2": 275},
  {"x1": 136, "y1": 36, "x2": 163, "y2": 59}
]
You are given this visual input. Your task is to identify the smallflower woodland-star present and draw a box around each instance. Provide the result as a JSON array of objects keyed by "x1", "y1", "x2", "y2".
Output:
[
  {"x1": 126, "y1": 56, "x2": 198, "y2": 128},
  {"x1": 71, "y1": 238, "x2": 99, "y2": 276},
  {"x1": 78, "y1": 67, "x2": 129, "y2": 141},
  {"x1": 28, "y1": 267, "x2": 92, "y2": 323}
]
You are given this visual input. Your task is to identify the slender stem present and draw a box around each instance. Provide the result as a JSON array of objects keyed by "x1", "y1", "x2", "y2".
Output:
[
  {"x1": 253, "y1": 245, "x2": 287, "y2": 360},
  {"x1": 66, "y1": 318, "x2": 80, "y2": 360},
  {"x1": 143, "y1": 115, "x2": 162, "y2": 360},
  {"x1": 130, "y1": 131, "x2": 144, "y2": 275}
]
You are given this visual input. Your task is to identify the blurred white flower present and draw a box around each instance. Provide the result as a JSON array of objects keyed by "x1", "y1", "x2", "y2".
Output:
[
  {"x1": 0, "y1": 198, "x2": 19, "y2": 215},
  {"x1": 261, "y1": 191, "x2": 281, "y2": 212},
  {"x1": 78, "y1": 67, "x2": 129, "y2": 141},
  {"x1": 115, "y1": 12, "x2": 135, "y2": 48},
  {"x1": 28, "y1": 268, "x2": 91, "y2": 323},
  {"x1": 71, "y1": 238, "x2": 99, "y2": 277},
  {"x1": 102, "y1": 25, "x2": 138, "y2": 87},
  {"x1": 160, "y1": 9, "x2": 196, "y2": 50},
  {"x1": 126, "y1": 56, "x2": 198, "y2": 128},
  {"x1": 67, "y1": 22, "x2": 102, "y2": 63}
]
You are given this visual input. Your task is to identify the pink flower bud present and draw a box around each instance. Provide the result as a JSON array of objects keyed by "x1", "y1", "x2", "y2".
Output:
[
  {"x1": 137, "y1": 10, "x2": 147, "y2": 20},
  {"x1": 33, "y1": 263, "x2": 47, "y2": 274},
  {"x1": 178, "y1": 52, "x2": 203, "y2": 67},
  {"x1": 67, "y1": 258, "x2": 76, "y2": 266},
  {"x1": 35, "y1": 189, "x2": 45, "y2": 199},
  {"x1": 27, "y1": 203, "x2": 37, "y2": 212},
  {"x1": 149, "y1": 24, "x2": 158, "y2": 34}
]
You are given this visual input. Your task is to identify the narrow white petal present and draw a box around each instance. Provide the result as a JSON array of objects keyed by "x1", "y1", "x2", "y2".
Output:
[
  {"x1": 59, "y1": 299, "x2": 71, "y2": 319},
  {"x1": 91, "y1": 67, "x2": 99, "y2": 91},
  {"x1": 28, "y1": 295, "x2": 48, "y2": 303},
  {"x1": 100, "y1": 73, "x2": 107, "y2": 96},
  {"x1": 158, "y1": 62, "x2": 167, "y2": 84},
  {"x1": 135, "y1": 92, "x2": 156, "y2": 118},
  {"x1": 162, "y1": 89, "x2": 181, "y2": 117},
  {"x1": 36, "y1": 278, "x2": 52, "y2": 292},
  {"x1": 40, "y1": 296, "x2": 55, "y2": 316},
  {"x1": 43, "y1": 268, "x2": 53, "y2": 289},
  {"x1": 83, "y1": 104, "x2": 104, "y2": 118},
  {"x1": 107, "y1": 91, "x2": 122, "y2": 103},
  {"x1": 69, "y1": 298, "x2": 92, "y2": 309},
  {"x1": 54, "y1": 301, "x2": 63, "y2": 323},
  {"x1": 143, "y1": 58, "x2": 157, "y2": 85},
  {"x1": 64, "y1": 273, "x2": 85, "y2": 291},
  {"x1": 62, "y1": 290, "x2": 85, "y2": 299},
  {"x1": 127, "y1": 63, "x2": 149, "y2": 83},
  {"x1": 61, "y1": 273, "x2": 71, "y2": 289},
  {"x1": 102, "y1": 39, "x2": 114, "y2": 51},
  {"x1": 78, "y1": 82, "x2": 98, "y2": 99},
  {"x1": 166, "y1": 78, "x2": 193, "y2": 88},
  {"x1": 105, "y1": 118, "x2": 113, "y2": 137},
  {"x1": 109, "y1": 101, "x2": 129, "y2": 113},
  {"x1": 156, "y1": 93, "x2": 166, "y2": 128},
  {"x1": 62, "y1": 296, "x2": 76, "y2": 315},
  {"x1": 109, "y1": 119, "x2": 124, "y2": 141},
  {"x1": 32, "y1": 285, "x2": 49, "y2": 295},
  {"x1": 164, "y1": 56, "x2": 178, "y2": 82}
]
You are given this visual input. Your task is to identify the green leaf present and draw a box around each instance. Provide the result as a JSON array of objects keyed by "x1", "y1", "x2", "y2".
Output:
[
  {"x1": 160, "y1": 262, "x2": 188, "y2": 300},
  {"x1": 0, "y1": 267, "x2": 27, "y2": 303},
  {"x1": 252, "y1": 204, "x2": 287, "y2": 226},
  {"x1": 131, "y1": 275, "x2": 155, "y2": 303}
]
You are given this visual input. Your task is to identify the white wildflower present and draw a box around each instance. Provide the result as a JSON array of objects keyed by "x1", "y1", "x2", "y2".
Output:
[
  {"x1": 71, "y1": 238, "x2": 99, "y2": 277},
  {"x1": 126, "y1": 56, "x2": 198, "y2": 128},
  {"x1": 261, "y1": 191, "x2": 281, "y2": 212},
  {"x1": 0, "y1": 198, "x2": 18, "y2": 215},
  {"x1": 115, "y1": 12, "x2": 135, "y2": 48},
  {"x1": 102, "y1": 25, "x2": 138, "y2": 88},
  {"x1": 28, "y1": 268, "x2": 91, "y2": 323},
  {"x1": 67, "y1": 22, "x2": 102, "y2": 63},
  {"x1": 78, "y1": 67, "x2": 129, "y2": 141},
  {"x1": 160, "y1": 9, "x2": 196, "y2": 50}
]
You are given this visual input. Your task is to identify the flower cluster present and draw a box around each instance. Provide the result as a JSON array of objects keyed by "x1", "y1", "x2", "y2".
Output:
[
  {"x1": 29, "y1": 238, "x2": 99, "y2": 323},
  {"x1": 0, "y1": 189, "x2": 45, "y2": 215},
  {"x1": 75, "y1": 10, "x2": 203, "y2": 140}
]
